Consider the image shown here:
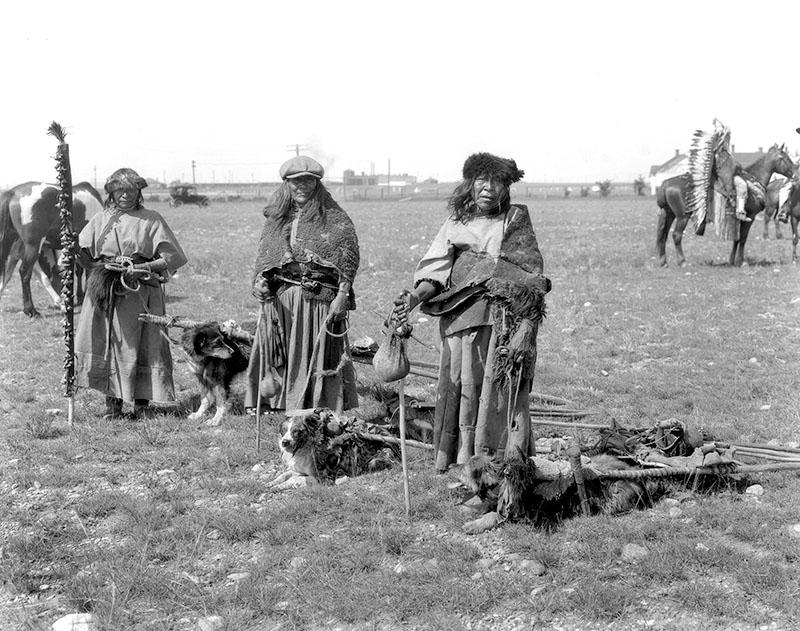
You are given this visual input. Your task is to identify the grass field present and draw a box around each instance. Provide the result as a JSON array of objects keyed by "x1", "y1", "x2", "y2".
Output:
[{"x1": 1, "y1": 196, "x2": 799, "y2": 630}]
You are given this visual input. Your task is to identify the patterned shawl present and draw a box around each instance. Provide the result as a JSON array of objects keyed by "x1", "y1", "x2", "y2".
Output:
[{"x1": 252, "y1": 202, "x2": 360, "y2": 299}]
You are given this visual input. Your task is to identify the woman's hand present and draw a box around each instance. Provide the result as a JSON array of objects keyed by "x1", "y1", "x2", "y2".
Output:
[
  {"x1": 392, "y1": 289, "x2": 419, "y2": 323},
  {"x1": 507, "y1": 319, "x2": 536, "y2": 364},
  {"x1": 252, "y1": 276, "x2": 271, "y2": 303},
  {"x1": 327, "y1": 291, "x2": 349, "y2": 322}
]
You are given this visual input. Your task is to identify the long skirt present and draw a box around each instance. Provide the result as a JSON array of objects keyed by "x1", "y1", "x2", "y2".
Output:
[
  {"x1": 432, "y1": 324, "x2": 534, "y2": 472},
  {"x1": 75, "y1": 283, "x2": 175, "y2": 404},
  {"x1": 244, "y1": 286, "x2": 358, "y2": 412}
]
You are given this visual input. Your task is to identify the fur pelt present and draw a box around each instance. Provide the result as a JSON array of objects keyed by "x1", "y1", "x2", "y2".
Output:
[
  {"x1": 462, "y1": 153, "x2": 525, "y2": 186},
  {"x1": 85, "y1": 265, "x2": 121, "y2": 313}
]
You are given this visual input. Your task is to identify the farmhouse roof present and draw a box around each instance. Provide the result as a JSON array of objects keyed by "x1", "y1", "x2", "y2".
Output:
[
  {"x1": 649, "y1": 148, "x2": 767, "y2": 177},
  {"x1": 649, "y1": 150, "x2": 686, "y2": 176}
]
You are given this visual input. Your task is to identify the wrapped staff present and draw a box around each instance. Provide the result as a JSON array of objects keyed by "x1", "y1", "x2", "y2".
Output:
[{"x1": 47, "y1": 121, "x2": 76, "y2": 424}]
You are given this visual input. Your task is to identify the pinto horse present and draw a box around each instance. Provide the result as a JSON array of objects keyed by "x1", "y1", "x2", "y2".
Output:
[
  {"x1": 655, "y1": 144, "x2": 795, "y2": 267},
  {"x1": 0, "y1": 181, "x2": 103, "y2": 317}
]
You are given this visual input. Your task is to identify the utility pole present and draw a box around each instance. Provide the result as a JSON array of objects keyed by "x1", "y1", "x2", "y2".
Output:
[
  {"x1": 387, "y1": 158, "x2": 391, "y2": 199},
  {"x1": 191, "y1": 160, "x2": 196, "y2": 184},
  {"x1": 93, "y1": 165, "x2": 97, "y2": 188},
  {"x1": 286, "y1": 144, "x2": 308, "y2": 157}
]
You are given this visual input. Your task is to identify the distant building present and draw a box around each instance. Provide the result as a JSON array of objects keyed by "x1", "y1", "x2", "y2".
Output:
[
  {"x1": 648, "y1": 146, "x2": 769, "y2": 195},
  {"x1": 343, "y1": 169, "x2": 417, "y2": 187},
  {"x1": 343, "y1": 170, "x2": 379, "y2": 186},
  {"x1": 648, "y1": 149, "x2": 688, "y2": 195}
]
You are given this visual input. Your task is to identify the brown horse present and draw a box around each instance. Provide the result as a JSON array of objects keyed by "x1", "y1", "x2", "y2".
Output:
[{"x1": 656, "y1": 143, "x2": 795, "y2": 266}]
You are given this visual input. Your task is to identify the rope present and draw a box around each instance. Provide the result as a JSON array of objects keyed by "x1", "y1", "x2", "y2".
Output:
[
  {"x1": 593, "y1": 464, "x2": 738, "y2": 480},
  {"x1": 324, "y1": 316, "x2": 350, "y2": 338}
]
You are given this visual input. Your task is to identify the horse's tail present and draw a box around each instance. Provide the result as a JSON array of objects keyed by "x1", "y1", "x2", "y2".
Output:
[{"x1": 0, "y1": 189, "x2": 18, "y2": 286}]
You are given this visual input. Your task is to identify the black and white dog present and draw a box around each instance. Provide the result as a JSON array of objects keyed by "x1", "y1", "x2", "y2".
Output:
[{"x1": 180, "y1": 323, "x2": 249, "y2": 426}]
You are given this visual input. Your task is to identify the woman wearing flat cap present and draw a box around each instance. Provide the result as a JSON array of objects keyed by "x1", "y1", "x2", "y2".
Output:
[
  {"x1": 73, "y1": 167, "x2": 188, "y2": 420},
  {"x1": 246, "y1": 155, "x2": 359, "y2": 412},
  {"x1": 394, "y1": 152, "x2": 550, "y2": 473}
]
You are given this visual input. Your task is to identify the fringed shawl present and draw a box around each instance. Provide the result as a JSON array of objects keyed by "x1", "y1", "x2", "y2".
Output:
[
  {"x1": 252, "y1": 203, "x2": 360, "y2": 297},
  {"x1": 419, "y1": 204, "x2": 550, "y2": 386}
]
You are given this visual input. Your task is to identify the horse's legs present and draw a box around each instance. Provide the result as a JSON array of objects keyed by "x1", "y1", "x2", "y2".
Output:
[
  {"x1": 792, "y1": 217, "x2": 799, "y2": 263},
  {"x1": 35, "y1": 247, "x2": 62, "y2": 307},
  {"x1": 662, "y1": 187, "x2": 690, "y2": 266},
  {"x1": 655, "y1": 207, "x2": 674, "y2": 267},
  {"x1": 672, "y1": 214, "x2": 690, "y2": 267},
  {"x1": 775, "y1": 217, "x2": 784, "y2": 240},
  {"x1": 0, "y1": 239, "x2": 24, "y2": 299},
  {"x1": 730, "y1": 218, "x2": 755, "y2": 267},
  {"x1": 18, "y1": 243, "x2": 43, "y2": 317}
]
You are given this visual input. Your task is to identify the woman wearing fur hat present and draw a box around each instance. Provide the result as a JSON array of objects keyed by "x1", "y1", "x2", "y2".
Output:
[
  {"x1": 246, "y1": 156, "x2": 359, "y2": 412},
  {"x1": 394, "y1": 153, "x2": 550, "y2": 473},
  {"x1": 73, "y1": 167, "x2": 187, "y2": 420}
]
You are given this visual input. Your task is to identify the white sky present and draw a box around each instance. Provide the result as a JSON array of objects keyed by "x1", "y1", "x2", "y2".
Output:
[{"x1": 2, "y1": 0, "x2": 799, "y2": 187}]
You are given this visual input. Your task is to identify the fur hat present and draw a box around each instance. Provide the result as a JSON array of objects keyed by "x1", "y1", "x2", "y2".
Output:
[{"x1": 462, "y1": 152, "x2": 524, "y2": 185}]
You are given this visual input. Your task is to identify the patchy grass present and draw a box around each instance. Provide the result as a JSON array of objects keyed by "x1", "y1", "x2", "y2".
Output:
[{"x1": 1, "y1": 197, "x2": 800, "y2": 630}]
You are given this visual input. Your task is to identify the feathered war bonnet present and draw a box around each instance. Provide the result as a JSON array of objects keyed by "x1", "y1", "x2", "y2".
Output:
[{"x1": 462, "y1": 152, "x2": 524, "y2": 186}]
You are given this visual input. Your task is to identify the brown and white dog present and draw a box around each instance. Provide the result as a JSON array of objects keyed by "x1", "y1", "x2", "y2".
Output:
[
  {"x1": 268, "y1": 408, "x2": 397, "y2": 490},
  {"x1": 180, "y1": 323, "x2": 250, "y2": 426}
]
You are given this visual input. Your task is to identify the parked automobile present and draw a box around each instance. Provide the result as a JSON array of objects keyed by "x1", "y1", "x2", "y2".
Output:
[{"x1": 168, "y1": 184, "x2": 210, "y2": 207}]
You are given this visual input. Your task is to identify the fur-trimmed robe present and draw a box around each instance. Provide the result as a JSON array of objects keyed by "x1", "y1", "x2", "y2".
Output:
[
  {"x1": 417, "y1": 204, "x2": 549, "y2": 383},
  {"x1": 413, "y1": 204, "x2": 550, "y2": 470}
]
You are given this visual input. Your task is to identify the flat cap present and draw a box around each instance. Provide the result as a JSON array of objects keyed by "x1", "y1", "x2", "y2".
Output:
[{"x1": 279, "y1": 155, "x2": 324, "y2": 180}]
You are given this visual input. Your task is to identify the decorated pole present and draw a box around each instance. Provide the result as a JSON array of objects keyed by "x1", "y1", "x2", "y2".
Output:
[{"x1": 48, "y1": 122, "x2": 76, "y2": 425}]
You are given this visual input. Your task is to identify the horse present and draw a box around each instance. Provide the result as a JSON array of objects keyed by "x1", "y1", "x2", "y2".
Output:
[
  {"x1": 655, "y1": 143, "x2": 795, "y2": 267},
  {"x1": 0, "y1": 181, "x2": 103, "y2": 317}
]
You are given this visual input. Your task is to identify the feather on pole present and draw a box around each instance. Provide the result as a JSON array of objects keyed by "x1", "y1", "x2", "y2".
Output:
[{"x1": 47, "y1": 121, "x2": 76, "y2": 425}]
